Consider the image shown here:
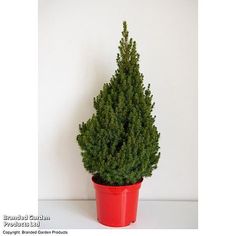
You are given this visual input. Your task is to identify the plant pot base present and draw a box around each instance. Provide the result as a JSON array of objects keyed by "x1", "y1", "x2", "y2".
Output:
[{"x1": 97, "y1": 217, "x2": 136, "y2": 227}]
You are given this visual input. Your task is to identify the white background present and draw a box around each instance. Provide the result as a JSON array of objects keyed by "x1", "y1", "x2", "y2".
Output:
[
  {"x1": 38, "y1": 0, "x2": 197, "y2": 200},
  {"x1": 1, "y1": 0, "x2": 236, "y2": 235}
]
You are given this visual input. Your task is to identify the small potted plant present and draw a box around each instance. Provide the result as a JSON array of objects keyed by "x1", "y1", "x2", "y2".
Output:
[{"x1": 77, "y1": 21, "x2": 160, "y2": 227}]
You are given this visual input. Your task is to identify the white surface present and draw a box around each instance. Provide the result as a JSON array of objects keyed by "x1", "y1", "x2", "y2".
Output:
[
  {"x1": 38, "y1": 200, "x2": 197, "y2": 229},
  {"x1": 38, "y1": 0, "x2": 198, "y2": 200}
]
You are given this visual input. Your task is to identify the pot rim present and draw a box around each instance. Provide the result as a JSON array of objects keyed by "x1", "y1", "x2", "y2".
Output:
[{"x1": 92, "y1": 176, "x2": 143, "y2": 189}]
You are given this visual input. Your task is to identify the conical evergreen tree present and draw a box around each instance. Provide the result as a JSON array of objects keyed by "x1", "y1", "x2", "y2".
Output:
[{"x1": 77, "y1": 22, "x2": 160, "y2": 186}]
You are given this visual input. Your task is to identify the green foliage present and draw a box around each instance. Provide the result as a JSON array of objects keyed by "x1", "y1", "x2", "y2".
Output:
[{"x1": 77, "y1": 21, "x2": 160, "y2": 186}]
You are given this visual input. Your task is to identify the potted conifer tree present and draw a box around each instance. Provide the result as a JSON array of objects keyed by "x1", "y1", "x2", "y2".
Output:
[{"x1": 77, "y1": 21, "x2": 160, "y2": 227}]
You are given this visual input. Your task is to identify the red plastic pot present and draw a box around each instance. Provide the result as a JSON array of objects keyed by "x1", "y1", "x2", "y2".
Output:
[{"x1": 92, "y1": 176, "x2": 143, "y2": 227}]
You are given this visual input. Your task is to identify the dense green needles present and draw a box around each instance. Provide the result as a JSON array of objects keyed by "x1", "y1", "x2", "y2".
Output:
[{"x1": 77, "y1": 21, "x2": 160, "y2": 186}]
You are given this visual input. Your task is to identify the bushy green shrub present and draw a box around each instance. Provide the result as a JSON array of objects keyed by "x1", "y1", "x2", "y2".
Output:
[{"x1": 77, "y1": 22, "x2": 160, "y2": 186}]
